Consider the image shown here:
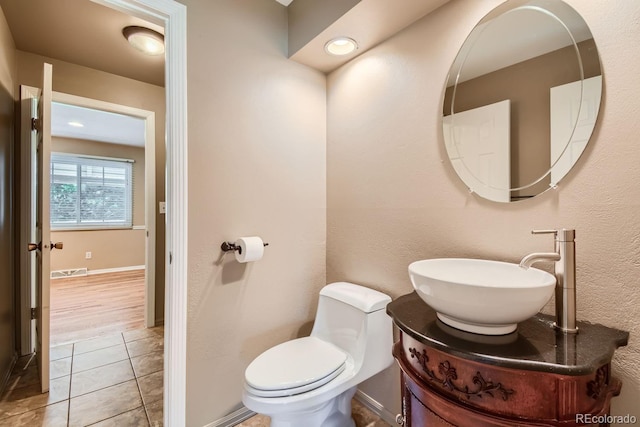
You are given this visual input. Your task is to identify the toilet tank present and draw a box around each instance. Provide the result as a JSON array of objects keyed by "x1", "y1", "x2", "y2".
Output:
[{"x1": 311, "y1": 282, "x2": 392, "y2": 371}]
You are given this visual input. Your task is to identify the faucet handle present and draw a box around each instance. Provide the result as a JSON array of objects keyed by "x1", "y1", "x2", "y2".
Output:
[
  {"x1": 531, "y1": 229, "x2": 558, "y2": 236},
  {"x1": 532, "y1": 229, "x2": 575, "y2": 242}
]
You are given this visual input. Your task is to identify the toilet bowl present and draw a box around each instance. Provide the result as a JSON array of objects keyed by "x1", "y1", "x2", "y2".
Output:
[{"x1": 242, "y1": 282, "x2": 393, "y2": 427}]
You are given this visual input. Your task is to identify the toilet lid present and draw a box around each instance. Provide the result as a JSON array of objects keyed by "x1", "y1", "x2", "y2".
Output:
[{"x1": 245, "y1": 337, "x2": 347, "y2": 395}]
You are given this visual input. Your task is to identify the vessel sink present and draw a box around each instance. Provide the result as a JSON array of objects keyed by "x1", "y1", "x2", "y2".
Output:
[{"x1": 408, "y1": 258, "x2": 556, "y2": 335}]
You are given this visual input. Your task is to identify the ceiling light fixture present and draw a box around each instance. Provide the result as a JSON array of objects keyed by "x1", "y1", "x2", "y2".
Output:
[
  {"x1": 68, "y1": 121, "x2": 84, "y2": 128},
  {"x1": 324, "y1": 37, "x2": 358, "y2": 56},
  {"x1": 123, "y1": 26, "x2": 165, "y2": 56}
]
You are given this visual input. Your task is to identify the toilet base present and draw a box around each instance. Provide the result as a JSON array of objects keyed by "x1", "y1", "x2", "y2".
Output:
[{"x1": 268, "y1": 386, "x2": 357, "y2": 427}]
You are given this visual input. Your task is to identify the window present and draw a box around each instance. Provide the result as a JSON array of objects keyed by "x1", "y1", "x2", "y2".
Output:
[{"x1": 51, "y1": 154, "x2": 133, "y2": 229}]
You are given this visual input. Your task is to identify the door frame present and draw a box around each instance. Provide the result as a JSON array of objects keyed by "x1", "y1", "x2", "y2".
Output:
[
  {"x1": 20, "y1": 90, "x2": 158, "y2": 348},
  {"x1": 18, "y1": 0, "x2": 186, "y2": 422},
  {"x1": 52, "y1": 92, "x2": 157, "y2": 329},
  {"x1": 92, "y1": 1, "x2": 187, "y2": 425}
]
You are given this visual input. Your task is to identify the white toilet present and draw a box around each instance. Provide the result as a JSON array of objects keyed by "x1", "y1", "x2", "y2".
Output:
[{"x1": 242, "y1": 282, "x2": 393, "y2": 427}]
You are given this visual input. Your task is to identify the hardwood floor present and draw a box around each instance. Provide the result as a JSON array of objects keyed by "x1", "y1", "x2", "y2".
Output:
[{"x1": 50, "y1": 270, "x2": 146, "y2": 346}]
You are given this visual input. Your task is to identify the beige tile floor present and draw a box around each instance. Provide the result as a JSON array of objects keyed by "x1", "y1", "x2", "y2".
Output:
[
  {"x1": 0, "y1": 326, "x2": 164, "y2": 427},
  {"x1": 237, "y1": 398, "x2": 392, "y2": 427},
  {"x1": 1, "y1": 325, "x2": 390, "y2": 427}
]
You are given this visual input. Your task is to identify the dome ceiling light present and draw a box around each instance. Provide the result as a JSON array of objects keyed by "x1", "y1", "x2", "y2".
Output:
[{"x1": 123, "y1": 26, "x2": 165, "y2": 56}]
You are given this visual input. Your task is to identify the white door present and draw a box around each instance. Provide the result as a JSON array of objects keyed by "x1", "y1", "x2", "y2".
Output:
[
  {"x1": 443, "y1": 100, "x2": 511, "y2": 202},
  {"x1": 550, "y1": 75, "x2": 602, "y2": 185},
  {"x1": 27, "y1": 63, "x2": 55, "y2": 393}
]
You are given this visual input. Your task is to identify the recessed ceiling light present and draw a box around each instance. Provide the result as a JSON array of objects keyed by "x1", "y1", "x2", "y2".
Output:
[
  {"x1": 123, "y1": 26, "x2": 165, "y2": 56},
  {"x1": 324, "y1": 37, "x2": 358, "y2": 56},
  {"x1": 68, "y1": 121, "x2": 84, "y2": 128}
]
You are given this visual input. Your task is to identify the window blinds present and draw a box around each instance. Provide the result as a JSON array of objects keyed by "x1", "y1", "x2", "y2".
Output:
[{"x1": 50, "y1": 153, "x2": 133, "y2": 229}]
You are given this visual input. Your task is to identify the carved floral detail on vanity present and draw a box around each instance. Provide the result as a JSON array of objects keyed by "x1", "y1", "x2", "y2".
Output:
[
  {"x1": 586, "y1": 365, "x2": 609, "y2": 399},
  {"x1": 408, "y1": 347, "x2": 515, "y2": 401}
]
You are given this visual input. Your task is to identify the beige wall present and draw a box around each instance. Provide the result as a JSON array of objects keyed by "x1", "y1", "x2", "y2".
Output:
[
  {"x1": 50, "y1": 138, "x2": 145, "y2": 272},
  {"x1": 180, "y1": 0, "x2": 326, "y2": 425},
  {"x1": 0, "y1": 5, "x2": 15, "y2": 390},
  {"x1": 327, "y1": 0, "x2": 640, "y2": 418},
  {"x1": 16, "y1": 51, "x2": 166, "y2": 322}
]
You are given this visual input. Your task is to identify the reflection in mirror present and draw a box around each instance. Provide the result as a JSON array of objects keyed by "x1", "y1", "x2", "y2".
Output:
[{"x1": 442, "y1": 0, "x2": 602, "y2": 202}]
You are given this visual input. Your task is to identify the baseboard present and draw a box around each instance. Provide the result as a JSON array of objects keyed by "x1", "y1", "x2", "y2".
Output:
[
  {"x1": 51, "y1": 267, "x2": 88, "y2": 278},
  {"x1": 51, "y1": 265, "x2": 145, "y2": 278},
  {"x1": 354, "y1": 389, "x2": 398, "y2": 426},
  {"x1": 0, "y1": 353, "x2": 18, "y2": 396},
  {"x1": 88, "y1": 265, "x2": 145, "y2": 276},
  {"x1": 203, "y1": 406, "x2": 256, "y2": 427}
]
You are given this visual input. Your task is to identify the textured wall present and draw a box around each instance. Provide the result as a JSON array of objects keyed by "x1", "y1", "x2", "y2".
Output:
[
  {"x1": 327, "y1": 0, "x2": 640, "y2": 417},
  {"x1": 16, "y1": 51, "x2": 166, "y2": 323},
  {"x1": 180, "y1": 0, "x2": 327, "y2": 425},
  {"x1": 0, "y1": 5, "x2": 15, "y2": 392}
]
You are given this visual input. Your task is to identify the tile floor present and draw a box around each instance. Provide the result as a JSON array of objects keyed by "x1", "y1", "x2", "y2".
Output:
[
  {"x1": 1, "y1": 324, "x2": 390, "y2": 427},
  {"x1": 237, "y1": 398, "x2": 391, "y2": 427},
  {"x1": 0, "y1": 326, "x2": 164, "y2": 426}
]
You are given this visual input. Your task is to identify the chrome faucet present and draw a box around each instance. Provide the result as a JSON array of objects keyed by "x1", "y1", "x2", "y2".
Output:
[{"x1": 520, "y1": 229, "x2": 578, "y2": 334}]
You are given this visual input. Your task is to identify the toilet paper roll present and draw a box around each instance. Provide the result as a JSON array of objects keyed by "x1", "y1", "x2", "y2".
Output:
[{"x1": 235, "y1": 236, "x2": 264, "y2": 263}]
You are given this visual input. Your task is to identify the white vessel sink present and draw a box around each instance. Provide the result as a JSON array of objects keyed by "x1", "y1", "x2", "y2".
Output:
[{"x1": 408, "y1": 258, "x2": 556, "y2": 335}]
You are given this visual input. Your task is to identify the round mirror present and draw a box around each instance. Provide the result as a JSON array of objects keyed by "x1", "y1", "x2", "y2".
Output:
[{"x1": 442, "y1": 0, "x2": 602, "y2": 202}]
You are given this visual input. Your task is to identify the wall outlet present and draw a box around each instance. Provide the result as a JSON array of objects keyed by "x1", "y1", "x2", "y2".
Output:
[{"x1": 85, "y1": 251, "x2": 92, "y2": 259}]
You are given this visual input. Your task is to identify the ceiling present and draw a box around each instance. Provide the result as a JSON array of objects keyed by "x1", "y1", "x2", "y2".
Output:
[
  {"x1": 0, "y1": 0, "x2": 162, "y2": 146},
  {"x1": 52, "y1": 102, "x2": 145, "y2": 147},
  {"x1": 0, "y1": 0, "x2": 164, "y2": 86},
  {"x1": 287, "y1": 0, "x2": 450, "y2": 73}
]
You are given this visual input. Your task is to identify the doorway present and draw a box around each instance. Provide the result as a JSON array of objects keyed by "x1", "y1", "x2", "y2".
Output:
[
  {"x1": 48, "y1": 93, "x2": 157, "y2": 346},
  {"x1": 6, "y1": 0, "x2": 187, "y2": 423},
  {"x1": 19, "y1": 91, "x2": 158, "y2": 347}
]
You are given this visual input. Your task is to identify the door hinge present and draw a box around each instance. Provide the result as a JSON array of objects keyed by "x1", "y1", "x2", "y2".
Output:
[
  {"x1": 30, "y1": 307, "x2": 37, "y2": 320},
  {"x1": 31, "y1": 117, "x2": 41, "y2": 132}
]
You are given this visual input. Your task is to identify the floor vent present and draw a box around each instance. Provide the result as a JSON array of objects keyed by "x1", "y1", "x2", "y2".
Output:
[{"x1": 51, "y1": 268, "x2": 88, "y2": 279}]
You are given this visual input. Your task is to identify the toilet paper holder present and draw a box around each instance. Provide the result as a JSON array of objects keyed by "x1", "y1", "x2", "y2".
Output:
[{"x1": 221, "y1": 241, "x2": 269, "y2": 254}]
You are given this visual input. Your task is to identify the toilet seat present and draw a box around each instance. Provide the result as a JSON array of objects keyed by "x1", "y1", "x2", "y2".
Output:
[{"x1": 245, "y1": 337, "x2": 347, "y2": 398}]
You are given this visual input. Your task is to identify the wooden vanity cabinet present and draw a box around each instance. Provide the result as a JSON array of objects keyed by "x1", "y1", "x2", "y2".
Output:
[{"x1": 387, "y1": 293, "x2": 629, "y2": 427}]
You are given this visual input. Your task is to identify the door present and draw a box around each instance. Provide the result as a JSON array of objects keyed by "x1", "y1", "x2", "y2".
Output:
[
  {"x1": 443, "y1": 100, "x2": 511, "y2": 202},
  {"x1": 550, "y1": 75, "x2": 602, "y2": 185},
  {"x1": 27, "y1": 63, "x2": 54, "y2": 393}
]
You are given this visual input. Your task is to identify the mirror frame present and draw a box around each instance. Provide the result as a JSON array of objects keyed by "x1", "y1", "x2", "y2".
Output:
[{"x1": 442, "y1": 0, "x2": 603, "y2": 202}]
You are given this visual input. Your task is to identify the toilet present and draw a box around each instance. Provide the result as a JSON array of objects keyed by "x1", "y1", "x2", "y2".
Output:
[{"x1": 242, "y1": 282, "x2": 393, "y2": 427}]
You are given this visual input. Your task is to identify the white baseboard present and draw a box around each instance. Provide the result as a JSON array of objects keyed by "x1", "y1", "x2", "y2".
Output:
[
  {"x1": 52, "y1": 265, "x2": 145, "y2": 278},
  {"x1": 203, "y1": 407, "x2": 256, "y2": 427},
  {"x1": 51, "y1": 268, "x2": 88, "y2": 279},
  {"x1": 354, "y1": 389, "x2": 398, "y2": 426},
  {"x1": 88, "y1": 265, "x2": 145, "y2": 276}
]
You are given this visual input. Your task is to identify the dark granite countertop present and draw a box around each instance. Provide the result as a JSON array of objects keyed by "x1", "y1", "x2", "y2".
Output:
[{"x1": 387, "y1": 292, "x2": 629, "y2": 376}]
